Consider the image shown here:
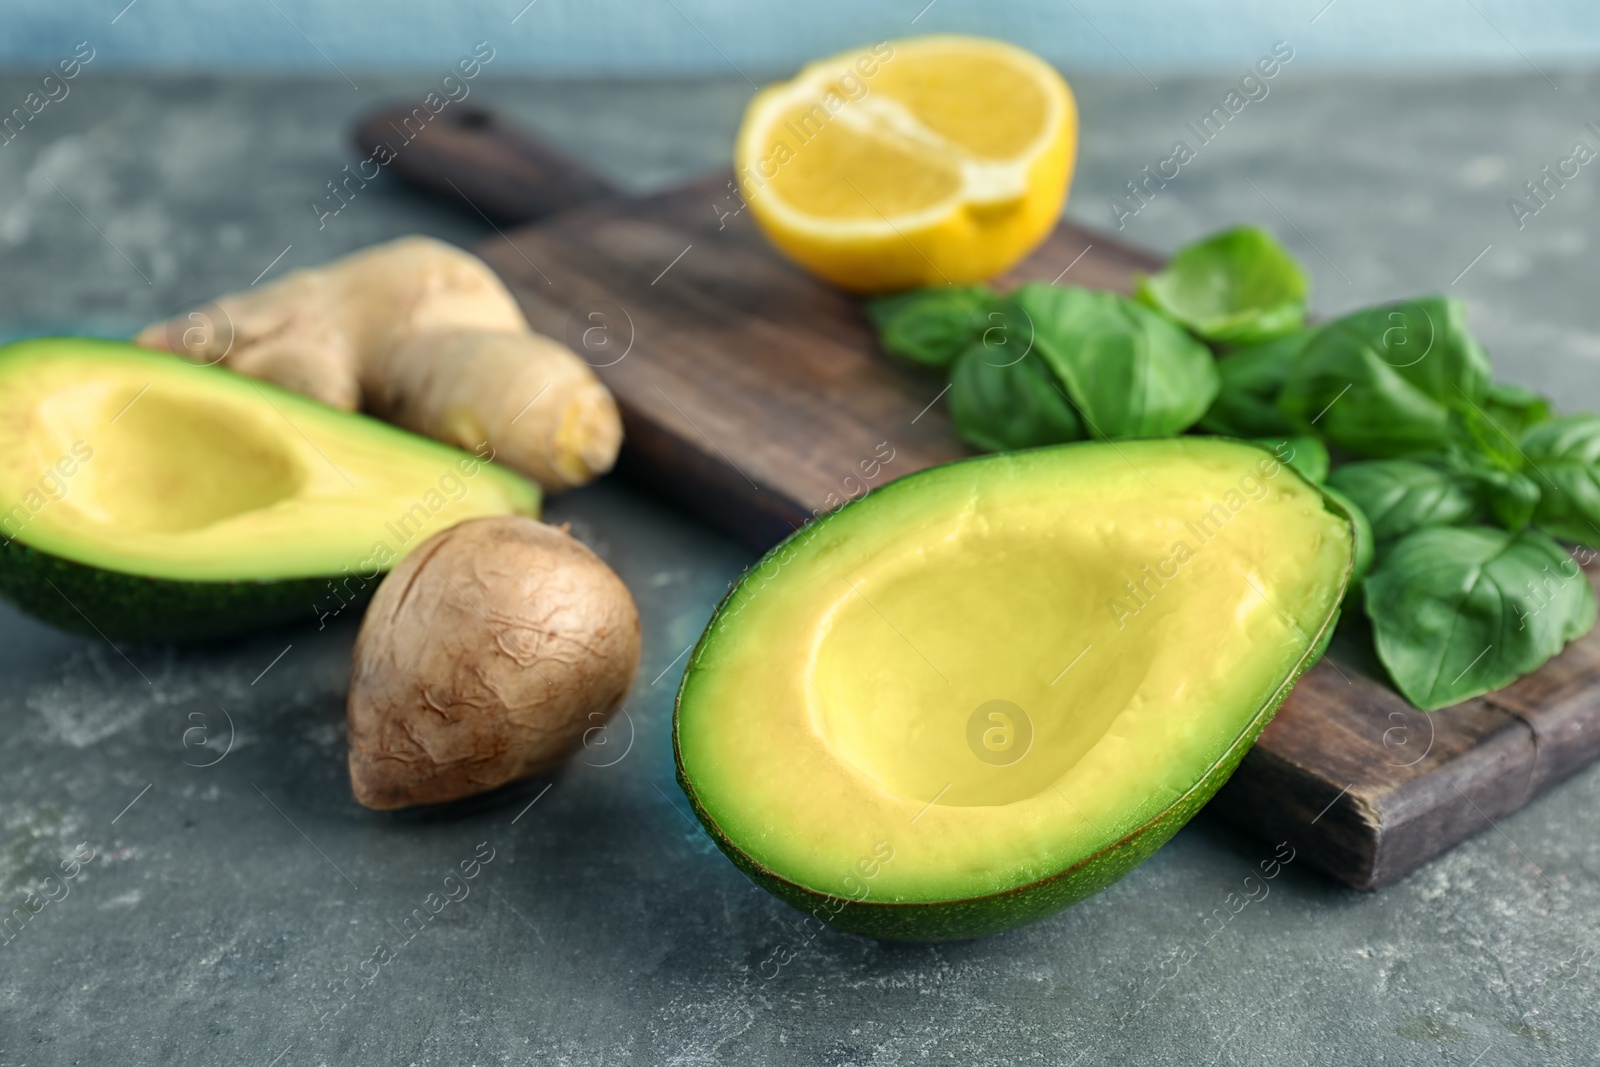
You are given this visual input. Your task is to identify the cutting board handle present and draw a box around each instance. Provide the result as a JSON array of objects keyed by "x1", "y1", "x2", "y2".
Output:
[{"x1": 352, "y1": 104, "x2": 619, "y2": 226}]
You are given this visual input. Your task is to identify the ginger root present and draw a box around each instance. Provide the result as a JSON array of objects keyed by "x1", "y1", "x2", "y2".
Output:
[{"x1": 135, "y1": 236, "x2": 621, "y2": 493}]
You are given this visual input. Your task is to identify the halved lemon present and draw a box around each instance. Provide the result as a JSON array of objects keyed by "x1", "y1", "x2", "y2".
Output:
[{"x1": 734, "y1": 35, "x2": 1077, "y2": 293}]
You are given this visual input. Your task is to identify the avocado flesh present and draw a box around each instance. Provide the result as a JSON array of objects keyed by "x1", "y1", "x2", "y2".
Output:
[
  {"x1": 0, "y1": 338, "x2": 539, "y2": 640},
  {"x1": 675, "y1": 438, "x2": 1351, "y2": 941}
]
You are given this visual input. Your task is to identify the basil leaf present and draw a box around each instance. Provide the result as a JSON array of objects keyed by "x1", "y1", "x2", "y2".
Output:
[
  {"x1": 947, "y1": 346, "x2": 1084, "y2": 452},
  {"x1": 1134, "y1": 226, "x2": 1309, "y2": 344},
  {"x1": 1482, "y1": 381, "x2": 1552, "y2": 438},
  {"x1": 1198, "y1": 328, "x2": 1317, "y2": 437},
  {"x1": 1522, "y1": 415, "x2": 1600, "y2": 545},
  {"x1": 1430, "y1": 448, "x2": 1541, "y2": 531},
  {"x1": 1011, "y1": 283, "x2": 1219, "y2": 439},
  {"x1": 1454, "y1": 410, "x2": 1524, "y2": 472},
  {"x1": 1363, "y1": 526, "x2": 1596, "y2": 710},
  {"x1": 1250, "y1": 435, "x2": 1329, "y2": 483},
  {"x1": 1473, "y1": 467, "x2": 1541, "y2": 531},
  {"x1": 1451, "y1": 390, "x2": 1540, "y2": 472},
  {"x1": 865, "y1": 286, "x2": 1003, "y2": 369},
  {"x1": 1325, "y1": 460, "x2": 1478, "y2": 544},
  {"x1": 1278, "y1": 295, "x2": 1492, "y2": 457}
]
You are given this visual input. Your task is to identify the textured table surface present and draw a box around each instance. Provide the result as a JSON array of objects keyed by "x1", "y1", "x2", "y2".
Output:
[{"x1": 2, "y1": 66, "x2": 1600, "y2": 1066}]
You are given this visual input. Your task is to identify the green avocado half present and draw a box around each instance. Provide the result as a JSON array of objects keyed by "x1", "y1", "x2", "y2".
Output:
[
  {"x1": 675, "y1": 437, "x2": 1353, "y2": 942},
  {"x1": 0, "y1": 338, "x2": 539, "y2": 642}
]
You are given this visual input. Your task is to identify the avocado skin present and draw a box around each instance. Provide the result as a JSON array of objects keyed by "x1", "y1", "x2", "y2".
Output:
[
  {"x1": 0, "y1": 536, "x2": 363, "y2": 643},
  {"x1": 672, "y1": 443, "x2": 1353, "y2": 943}
]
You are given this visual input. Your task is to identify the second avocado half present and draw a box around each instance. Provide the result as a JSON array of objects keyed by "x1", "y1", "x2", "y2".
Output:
[{"x1": 675, "y1": 437, "x2": 1353, "y2": 941}]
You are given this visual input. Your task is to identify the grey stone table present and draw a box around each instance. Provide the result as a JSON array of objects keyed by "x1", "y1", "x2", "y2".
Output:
[{"x1": 2, "y1": 64, "x2": 1600, "y2": 1066}]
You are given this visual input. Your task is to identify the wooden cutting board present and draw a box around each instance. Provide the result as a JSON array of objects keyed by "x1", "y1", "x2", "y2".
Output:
[{"x1": 357, "y1": 105, "x2": 1600, "y2": 890}]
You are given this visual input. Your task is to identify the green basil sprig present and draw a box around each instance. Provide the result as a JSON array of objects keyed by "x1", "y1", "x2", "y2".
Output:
[
  {"x1": 1198, "y1": 328, "x2": 1315, "y2": 438},
  {"x1": 1010, "y1": 283, "x2": 1219, "y2": 439},
  {"x1": 947, "y1": 344, "x2": 1084, "y2": 452},
  {"x1": 865, "y1": 286, "x2": 1002, "y2": 369},
  {"x1": 1364, "y1": 526, "x2": 1597, "y2": 710},
  {"x1": 1326, "y1": 460, "x2": 1478, "y2": 545},
  {"x1": 1277, "y1": 296, "x2": 1492, "y2": 457},
  {"x1": 1449, "y1": 451, "x2": 1541, "y2": 531},
  {"x1": 1521, "y1": 415, "x2": 1600, "y2": 545},
  {"x1": 1134, "y1": 225, "x2": 1308, "y2": 344}
]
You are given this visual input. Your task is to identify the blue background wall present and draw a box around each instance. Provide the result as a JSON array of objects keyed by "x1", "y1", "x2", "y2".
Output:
[{"x1": 2, "y1": 0, "x2": 1596, "y2": 76}]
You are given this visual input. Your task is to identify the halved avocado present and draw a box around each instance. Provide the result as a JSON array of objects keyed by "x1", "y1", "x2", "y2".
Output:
[
  {"x1": 0, "y1": 338, "x2": 539, "y2": 641},
  {"x1": 675, "y1": 438, "x2": 1352, "y2": 941}
]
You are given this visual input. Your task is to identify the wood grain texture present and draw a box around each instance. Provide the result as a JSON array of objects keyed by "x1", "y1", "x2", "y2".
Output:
[{"x1": 464, "y1": 169, "x2": 1600, "y2": 892}]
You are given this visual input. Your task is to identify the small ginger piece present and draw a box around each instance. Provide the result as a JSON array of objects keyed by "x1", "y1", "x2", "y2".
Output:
[
  {"x1": 347, "y1": 516, "x2": 641, "y2": 810},
  {"x1": 135, "y1": 236, "x2": 620, "y2": 493},
  {"x1": 370, "y1": 329, "x2": 621, "y2": 495}
]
